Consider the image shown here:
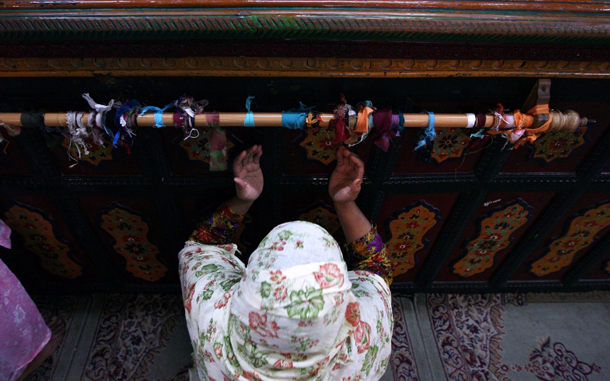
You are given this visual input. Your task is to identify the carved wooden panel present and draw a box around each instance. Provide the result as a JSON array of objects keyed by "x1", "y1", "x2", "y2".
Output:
[
  {"x1": 510, "y1": 193, "x2": 610, "y2": 282},
  {"x1": 436, "y1": 192, "x2": 555, "y2": 283},
  {"x1": 377, "y1": 193, "x2": 458, "y2": 283},
  {"x1": 0, "y1": 195, "x2": 104, "y2": 285},
  {"x1": 78, "y1": 195, "x2": 177, "y2": 285}
]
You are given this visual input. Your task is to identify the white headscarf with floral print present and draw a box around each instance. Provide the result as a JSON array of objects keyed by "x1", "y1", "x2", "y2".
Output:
[{"x1": 228, "y1": 221, "x2": 360, "y2": 380}]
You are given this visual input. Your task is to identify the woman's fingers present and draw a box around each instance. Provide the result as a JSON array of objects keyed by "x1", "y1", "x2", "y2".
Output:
[
  {"x1": 253, "y1": 145, "x2": 263, "y2": 164},
  {"x1": 234, "y1": 177, "x2": 246, "y2": 188},
  {"x1": 233, "y1": 149, "x2": 247, "y2": 174},
  {"x1": 336, "y1": 147, "x2": 345, "y2": 166},
  {"x1": 350, "y1": 155, "x2": 365, "y2": 179},
  {"x1": 246, "y1": 146, "x2": 255, "y2": 165}
]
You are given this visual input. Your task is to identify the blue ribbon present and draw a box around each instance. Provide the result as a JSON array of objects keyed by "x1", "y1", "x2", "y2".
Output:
[
  {"x1": 470, "y1": 130, "x2": 485, "y2": 139},
  {"x1": 281, "y1": 102, "x2": 315, "y2": 130},
  {"x1": 112, "y1": 100, "x2": 140, "y2": 147},
  {"x1": 140, "y1": 102, "x2": 174, "y2": 128},
  {"x1": 414, "y1": 112, "x2": 436, "y2": 151},
  {"x1": 398, "y1": 112, "x2": 405, "y2": 133},
  {"x1": 244, "y1": 96, "x2": 255, "y2": 127}
]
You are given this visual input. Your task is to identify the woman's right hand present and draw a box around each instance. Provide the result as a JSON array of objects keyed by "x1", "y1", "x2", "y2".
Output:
[
  {"x1": 233, "y1": 145, "x2": 264, "y2": 203},
  {"x1": 329, "y1": 146, "x2": 364, "y2": 205}
]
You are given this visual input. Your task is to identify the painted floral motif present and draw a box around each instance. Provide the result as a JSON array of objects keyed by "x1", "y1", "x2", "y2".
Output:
[
  {"x1": 384, "y1": 201, "x2": 440, "y2": 277},
  {"x1": 298, "y1": 126, "x2": 339, "y2": 165},
  {"x1": 428, "y1": 293, "x2": 517, "y2": 381},
  {"x1": 179, "y1": 128, "x2": 234, "y2": 164},
  {"x1": 4, "y1": 204, "x2": 82, "y2": 279},
  {"x1": 298, "y1": 201, "x2": 340, "y2": 236},
  {"x1": 532, "y1": 128, "x2": 588, "y2": 164},
  {"x1": 431, "y1": 127, "x2": 471, "y2": 164},
  {"x1": 100, "y1": 204, "x2": 167, "y2": 282},
  {"x1": 61, "y1": 136, "x2": 114, "y2": 166},
  {"x1": 510, "y1": 336, "x2": 601, "y2": 380},
  {"x1": 454, "y1": 199, "x2": 532, "y2": 277},
  {"x1": 531, "y1": 201, "x2": 610, "y2": 277}
]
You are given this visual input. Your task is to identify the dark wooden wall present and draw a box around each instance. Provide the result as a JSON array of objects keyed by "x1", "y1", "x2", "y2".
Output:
[
  {"x1": 1, "y1": 0, "x2": 609, "y2": 294},
  {"x1": 1, "y1": 76, "x2": 609, "y2": 294}
]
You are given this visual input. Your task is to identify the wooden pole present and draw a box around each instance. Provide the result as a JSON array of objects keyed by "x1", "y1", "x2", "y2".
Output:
[{"x1": 1, "y1": 112, "x2": 496, "y2": 128}]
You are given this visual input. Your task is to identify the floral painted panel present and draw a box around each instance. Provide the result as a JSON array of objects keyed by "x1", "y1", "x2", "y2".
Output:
[
  {"x1": 298, "y1": 201, "x2": 340, "y2": 236},
  {"x1": 179, "y1": 127, "x2": 234, "y2": 165},
  {"x1": 100, "y1": 204, "x2": 167, "y2": 282},
  {"x1": 61, "y1": 136, "x2": 114, "y2": 166},
  {"x1": 530, "y1": 201, "x2": 610, "y2": 277},
  {"x1": 4, "y1": 203, "x2": 82, "y2": 279},
  {"x1": 453, "y1": 199, "x2": 532, "y2": 278},
  {"x1": 431, "y1": 127, "x2": 471, "y2": 164},
  {"x1": 531, "y1": 128, "x2": 588, "y2": 165},
  {"x1": 384, "y1": 201, "x2": 440, "y2": 277},
  {"x1": 298, "y1": 126, "x2": 339, "y2": 166}
]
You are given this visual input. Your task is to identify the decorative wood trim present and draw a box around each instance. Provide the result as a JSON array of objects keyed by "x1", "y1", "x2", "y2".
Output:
[
  {"x1": 385, "y1": 174, "x2": 478, "y2": 187},
  {"x1": 3, "y1": 40, "x2": 610, "y2": 61},
  {"x1": 3, "y1": 1, "x2": 609, "y2": 13},
  {"x1": 1, "y1": 56, "x2": 609, "y2": 78},
  {"x1": 1, "y1": 8, "x2": 609, "y2": 44}
]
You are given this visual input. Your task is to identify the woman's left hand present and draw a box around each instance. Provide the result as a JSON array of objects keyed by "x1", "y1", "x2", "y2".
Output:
[{"x1": 233, "y1": 145, "x2": 264, "y2": 202}]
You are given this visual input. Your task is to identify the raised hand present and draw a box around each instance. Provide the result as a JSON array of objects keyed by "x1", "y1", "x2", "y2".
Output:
[
  {"x1": 233, "y1": 145, "x2": 264, "y2": 203},
  {"x1": 329, "y1": 146, "x2": 364, "y2": 205}
]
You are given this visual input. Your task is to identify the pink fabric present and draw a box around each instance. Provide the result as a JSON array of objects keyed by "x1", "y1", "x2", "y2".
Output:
[
  {"x1": 0, "y1": 231, "x2": 51, "y2": 381},
  {"x1": 0, "y1": 219, "x2": 11, "y2": 249}
]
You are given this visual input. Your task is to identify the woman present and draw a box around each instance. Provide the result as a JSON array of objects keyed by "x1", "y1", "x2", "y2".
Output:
[
  {"x1": 179, "y1": 145, "x2": 393, "y2": 381},
  {"x1": 0, "y1": 218, "x2": 65, "y2": 381}
]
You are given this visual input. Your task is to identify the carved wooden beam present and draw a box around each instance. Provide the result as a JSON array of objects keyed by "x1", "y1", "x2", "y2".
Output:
[
  {"x1": 1, "y1": 56, "x2": 608, "y2": 78},
  {"x1": 2, "y1": 0, "x2": 609, "y2": 12},
  {"x1": 1, "y1": 2, "x2": 609, "y2": 43}
]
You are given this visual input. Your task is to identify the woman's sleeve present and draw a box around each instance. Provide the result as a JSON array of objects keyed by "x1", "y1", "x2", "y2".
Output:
[
  {"x1": 344, "y1": 225, "x2": 393, "y2": 286},
  {"x1": 189, "y1": 202, "x2": 244, "y2": 245}
]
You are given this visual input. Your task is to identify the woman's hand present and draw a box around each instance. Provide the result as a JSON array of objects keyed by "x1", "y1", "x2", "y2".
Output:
[
  {"x1": 233, "y1": 145, "x2": 264, "y2": 203},
  {"x1": 329, "y1": 146, "x2": 364, "y2": 205}
]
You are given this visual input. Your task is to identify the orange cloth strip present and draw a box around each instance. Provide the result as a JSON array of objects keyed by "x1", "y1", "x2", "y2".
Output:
[{"x1": 354, "y1": 105, "x2": 374, "y2": 133}]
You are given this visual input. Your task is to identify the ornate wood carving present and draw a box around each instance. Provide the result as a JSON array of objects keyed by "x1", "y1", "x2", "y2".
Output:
[
  {"x1": 1, "y1": 56, "x2": 608, "y2": 78},
  {"x1": 1, "y1": 6, "x2": 609, "y2": 44}
]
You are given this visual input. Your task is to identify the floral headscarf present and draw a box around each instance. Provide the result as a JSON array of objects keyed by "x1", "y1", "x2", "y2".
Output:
[{"x1": 179, "y1": 221, "x2": 392, "y2": 381}]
